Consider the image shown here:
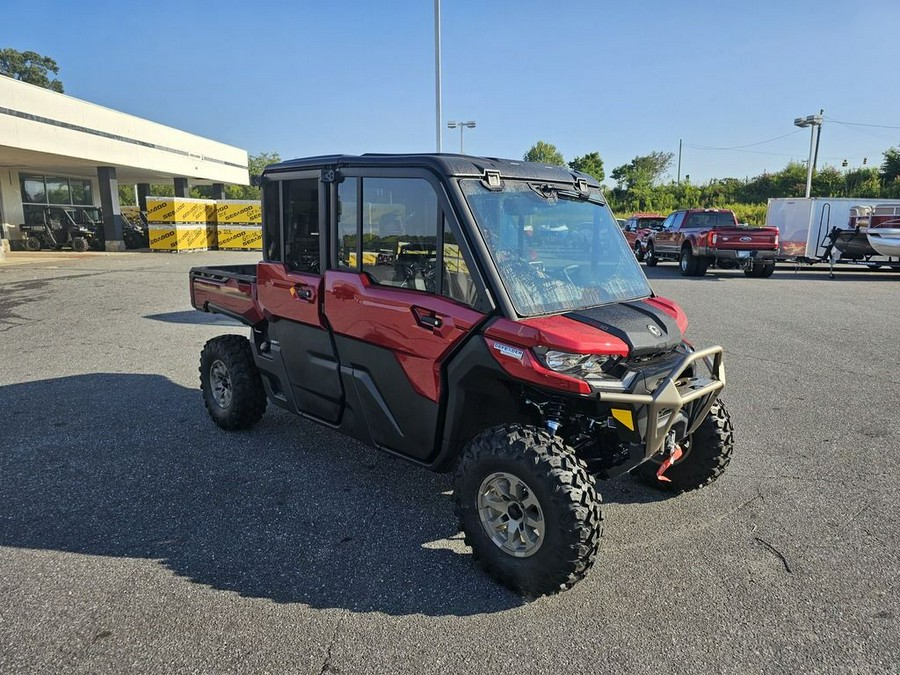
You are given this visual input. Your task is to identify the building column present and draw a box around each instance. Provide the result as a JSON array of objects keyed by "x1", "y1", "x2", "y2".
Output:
[
  {"x1": 0, "y1": 191, "x2": 6, "y2": 260},
  {"x1": 212, "y1": 183, "x2": 226, "y2": 200},
  {"x1": 97, "y1": 166, "x2": 126, "y2": 252},
  {"x1": 174, "y1": 177, "x2": 189, "y2": 198},
  {"x1": 137, "y1": 183, "x2": 150, "y2": 213}
]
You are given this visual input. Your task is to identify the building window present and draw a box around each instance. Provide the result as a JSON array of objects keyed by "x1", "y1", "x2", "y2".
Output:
[{"x1": 20, "y1": 175, "x2": 92, "y2": 206}]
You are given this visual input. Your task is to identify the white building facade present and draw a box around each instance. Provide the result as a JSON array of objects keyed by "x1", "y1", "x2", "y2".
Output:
[{"x1": 0, "y1": 76, "x2": 249, "y2": 254}]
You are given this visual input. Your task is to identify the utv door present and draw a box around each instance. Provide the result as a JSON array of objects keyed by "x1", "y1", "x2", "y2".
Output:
[
  {"x1": 257, "y1": 172, "x2": 343, "y2": 424},
  {"x1": 323, "y1": 172, "x2": 487, "y2": 462}
]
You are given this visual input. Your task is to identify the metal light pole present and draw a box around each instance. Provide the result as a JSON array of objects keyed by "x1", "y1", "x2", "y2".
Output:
[
  {"x1": 434, "y1": 0, "x2": 442, "y2": 152},
  {"x1": 794, "y1": 113, "x2": 824, "y2": 198},
  {"x1": 447, "y1": 120, "x2": 476, "y2": 153}
]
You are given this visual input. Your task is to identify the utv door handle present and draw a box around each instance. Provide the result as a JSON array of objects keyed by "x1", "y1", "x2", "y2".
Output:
[
  {"x1": 290, "y1": 285, "x2": 314, "y2": 302},
  {"x1": 417, "y1": 314, "x2": 442, "y2": 330}
]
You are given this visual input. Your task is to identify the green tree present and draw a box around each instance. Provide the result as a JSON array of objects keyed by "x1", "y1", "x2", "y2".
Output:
[
  {"x1": 0, "y1": 48, "x2": 64, "y2": 92},
  {"x1": 880, "y1": 147, "x2": 900, "y2": 185},
  {"x1": 845, "y1": 168, "x2": 881, "y2": 197},
  {"x1": 811, "y1": 166, "x2": 844, "y2": 197},
  {"x1": 568, "y1": 152, "x2": 605, "y2": 182},
  {"x1": 225, "y1": 151, "x2": 281, "y2": 199},
  {"x1": 611, "y1": 151, "x2": 674, "y2": 190},
  {"x1": 118, "y1": 185, "x2": 136, "y2": 206},
  {"x1": 524, "y1": 141, "x2": 565, "y2": 166}
]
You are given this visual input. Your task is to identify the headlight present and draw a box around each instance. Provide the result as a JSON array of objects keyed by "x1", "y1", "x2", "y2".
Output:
[{"x1": 534, "y1": 348, "x2": 618, "y2": 379}]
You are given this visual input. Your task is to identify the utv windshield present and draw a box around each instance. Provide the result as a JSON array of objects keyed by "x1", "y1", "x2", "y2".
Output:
[{"x1": 461, "y1": 180, "x2": 652, "y2": 316}]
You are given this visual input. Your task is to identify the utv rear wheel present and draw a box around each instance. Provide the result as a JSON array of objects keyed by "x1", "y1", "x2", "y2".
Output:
[
  {"x1": 25, "y1": 237, "x2": 41, "y2": 252},
  {"x1": 645, "y1": 242, "x2": 658, "y2": 267},
  {"x1": 199, "y1": 335, "x2": 266, "y2": 430},
  {"x1": 454, "y1": 425, "x2": 603, "y2": 597},
  {"x1": 632, "y1": 400, "x2": 734, "y2": 493}
]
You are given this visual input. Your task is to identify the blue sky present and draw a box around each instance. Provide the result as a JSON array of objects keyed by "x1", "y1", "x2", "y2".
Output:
[{"x1": 5, "y1": 0, "x2": 900, "y2": 184}]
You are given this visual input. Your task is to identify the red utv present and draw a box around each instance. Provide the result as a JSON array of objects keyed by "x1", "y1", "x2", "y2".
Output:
[{"x1": 189, "y1": 155, "x2": 733, "y2": 596}]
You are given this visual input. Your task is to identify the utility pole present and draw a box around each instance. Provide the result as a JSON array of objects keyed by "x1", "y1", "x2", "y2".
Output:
[
  {"x1": 811, "y1": 108, "x2": 824, "y2": 174},
  {"x1": 677, "y1": 139, "x2": 683, "y2": 184},
  {"x1": 794, "y1": 112, "x2": 824, "y2": 198},
  {"x1": 434, "y1": 0, "x2": 442, "y2": 152}
]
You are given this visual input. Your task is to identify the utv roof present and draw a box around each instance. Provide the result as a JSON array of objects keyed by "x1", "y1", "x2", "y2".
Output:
[{"x1": 263, "y1": 153, "x2": 601, "y2": 186}]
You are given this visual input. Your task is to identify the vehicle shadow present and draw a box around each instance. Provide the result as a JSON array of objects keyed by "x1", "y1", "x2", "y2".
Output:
[
  {"x1": 143, "y1": 310, "x2": 245, "y2": 326},
  {"x1": 0, "y1": 374, "x2": 524, "y2": 616},
  {"x1": 641, "y1": 265, "x2": 727, "y2": 281}
]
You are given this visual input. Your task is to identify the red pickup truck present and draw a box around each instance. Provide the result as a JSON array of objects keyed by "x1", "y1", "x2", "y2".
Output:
[
  {"x1": 645, "y1": 209, "x2": 779, "y2": 277},
  {"x1": 621, "y1": 212, "x2": 665, "y2": 261}
]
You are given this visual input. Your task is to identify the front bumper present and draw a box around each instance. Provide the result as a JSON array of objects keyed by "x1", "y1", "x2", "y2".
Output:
[{"x1": 595, "y1": 345, "x2": 725, "y2": 459}]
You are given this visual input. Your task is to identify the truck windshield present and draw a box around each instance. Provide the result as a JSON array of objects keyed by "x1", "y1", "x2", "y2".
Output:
[{"x1": 461, "y1": 179, "x2": 652, "y2": 316}]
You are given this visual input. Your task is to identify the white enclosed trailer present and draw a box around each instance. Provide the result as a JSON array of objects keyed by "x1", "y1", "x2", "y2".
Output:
[{"x1": 765, "y1": 197, "x2": 896, "y2": 260}]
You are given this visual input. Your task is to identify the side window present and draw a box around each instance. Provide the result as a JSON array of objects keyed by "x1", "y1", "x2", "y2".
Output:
[
  {"x1": 672, "y1": 212, "x2": 686, "y2": 230},
  {"x1": 336, "y1": 178, "x2": 359, "y2": 269},
  {"x1": 442, "y1": 216, "x2": 477, "y2": 306},
  {"x1": 283, "y1": 178, "x2": 320, "y2": 274},
  {"x1": 263, "y1": 180, "x2": 281, "y2": 262},
  {"x1": 660, "y1": 214, "x2": 675, "y2": 230},
  {"x1": 361, "y1": 178, "x2": 438, "y2": 291}
]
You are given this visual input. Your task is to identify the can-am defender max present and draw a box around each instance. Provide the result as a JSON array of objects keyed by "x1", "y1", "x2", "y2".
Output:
[{"x1": 189, "y1": 154, "x2": 733, "y2": 596}]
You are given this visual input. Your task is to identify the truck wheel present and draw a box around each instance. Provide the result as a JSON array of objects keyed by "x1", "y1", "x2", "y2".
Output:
[
  {"x1": 744, "y1": 262, "x2": 775, "y2": 278},
  {"x1": 25, "y1": 237, "x2": 41, "y2": 252},
  {"x1": 71, "y1": 237, "x2": 89, "y2": 252},
  {"x1": 679, "y1": 247, "x2": 699, "y2": 276},
  {"x1": 631, "y1": 400, "x2": 734, "y2": 493},
  {"x1": 633, "y1": 241, "x2": 645, "y2": 261},
  {"x1": 199, "y1": 335, "x2": 267, "y2": 430},
  {"x1": 695, "y1": 258, "x2": 709, "y2": 276},
  {"x1": 645, "y1": 242, "x2": 658, "y2": 267},
  {"x1": 454, "y1": 425, "x2": 603, "y2": 597}
]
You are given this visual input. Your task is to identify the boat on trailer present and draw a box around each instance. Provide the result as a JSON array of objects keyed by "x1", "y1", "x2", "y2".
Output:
[{"x1": 867, "y1": 204, "x2": 900, "y2": 257}]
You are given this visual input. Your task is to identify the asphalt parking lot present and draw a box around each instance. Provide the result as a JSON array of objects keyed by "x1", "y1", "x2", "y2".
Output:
[{"x1": 1, "y1": 251, "x2": 898, "y2": 674}]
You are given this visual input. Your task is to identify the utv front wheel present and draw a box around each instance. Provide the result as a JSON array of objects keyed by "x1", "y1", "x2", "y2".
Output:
[
  {"x1": 199, "y1": 335, "x2": 267, "y2": 430},
  {"x1": 454, "y1": 425, "x2": 603, "y2": 597},
  {"x1": 632, "y1": 400, "x2": 734, "y2": 493}
]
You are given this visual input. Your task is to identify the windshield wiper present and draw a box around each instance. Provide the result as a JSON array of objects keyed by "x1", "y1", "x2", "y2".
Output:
[{"x1": 528, "y1": 183, "x2": 605, "y2": 205}]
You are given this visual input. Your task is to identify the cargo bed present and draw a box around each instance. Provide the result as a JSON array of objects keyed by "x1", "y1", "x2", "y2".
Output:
[{"x1": 189, "y1": 264, "x2": 263, "y2": 325}]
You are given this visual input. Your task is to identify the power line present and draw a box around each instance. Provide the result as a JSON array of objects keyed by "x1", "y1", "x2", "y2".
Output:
[
  {"x1": 826, "y1": 122, "x2": 897, "y2": 142},
  {"x1": 684, "y1": 145, "x2": 801, "y2": 158},
  {"x1": 686, "y1": 129, "x2": 803, "y2": 151},
  {"x1": 825, "y1": 117, "x2": 900, "y2": 130}
]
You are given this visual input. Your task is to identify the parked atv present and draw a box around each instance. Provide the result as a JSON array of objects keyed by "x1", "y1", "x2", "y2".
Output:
[
  {"x1": 188, "y1": 154, "x2": 733, "y2": 597},
  {"x1": 83, "y1": 208, "x2": 150, "y2": 250},
  {"x1": 19, "y1": 207, "x2": 96, "y2": 252}
]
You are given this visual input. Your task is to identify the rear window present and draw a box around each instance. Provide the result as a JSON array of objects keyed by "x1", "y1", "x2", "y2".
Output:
[
  {"x1": 683, "y1": 212, "x2": 735, "y2": 228},
  {"x1": 637, "y1": 217, "x2": 665, "y2": 229}
]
